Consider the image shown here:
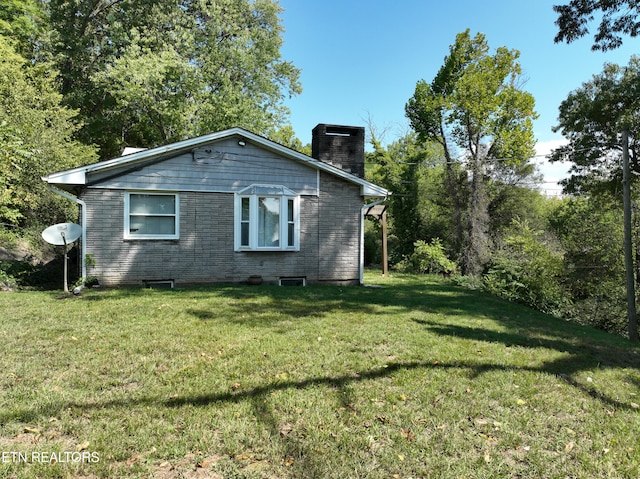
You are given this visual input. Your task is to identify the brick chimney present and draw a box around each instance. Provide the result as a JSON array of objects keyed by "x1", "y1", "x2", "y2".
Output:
[{"x1": 311, "y1": 124, "x2": 365, "y2": 178}]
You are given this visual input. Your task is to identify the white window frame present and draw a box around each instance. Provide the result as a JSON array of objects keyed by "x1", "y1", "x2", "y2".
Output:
[
  {"x1": 124, "y1": 191, "x2": 180, "y2": 240},
  {"x1": 234, "y1": 185, "x2": 300, "y2": 251}
]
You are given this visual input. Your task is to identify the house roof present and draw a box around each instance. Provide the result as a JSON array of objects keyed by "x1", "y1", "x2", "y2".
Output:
[{"x1": 43, "y1": 127, "x2": 390, "y2": 197}]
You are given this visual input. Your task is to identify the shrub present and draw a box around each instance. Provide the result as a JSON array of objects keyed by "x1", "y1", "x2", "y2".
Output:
[
  {"x1": 396, "y1": 238, "x2": 457, "y2": 275},
  {"x1": 483, "y1": 220, "x2": 567, "y2": 316}
]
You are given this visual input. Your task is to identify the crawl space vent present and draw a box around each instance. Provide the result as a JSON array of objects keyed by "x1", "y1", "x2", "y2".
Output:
[
  {"x1": 279, "y1": 277, "x2": 306, "y2": 287},
  {"x1": 145, "y1": 280, "x2": 175, "y2": 289}
]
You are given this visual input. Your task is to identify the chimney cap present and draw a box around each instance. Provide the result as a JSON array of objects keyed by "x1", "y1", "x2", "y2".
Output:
[{"x1": 312, "y1": 124, "x2": 364, "y2": 136}]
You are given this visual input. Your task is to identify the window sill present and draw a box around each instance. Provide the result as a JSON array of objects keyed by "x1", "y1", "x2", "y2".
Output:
[
  {"x1": 235, "y1": 247, "x2": 299, "y2": 252},
  {"x1": 124, "y1": 236, "x2": 180, "y2": 241}
]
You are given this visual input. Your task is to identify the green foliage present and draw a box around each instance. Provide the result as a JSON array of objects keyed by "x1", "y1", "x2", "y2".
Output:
[
  {"x1": 549, "y1": 195, "x2": 628, "y2": 333},
  {"x1": 554, "y1": 0, "x2": 640, "y2": 50},
  {"x1": 0, "y1": 265, "x2": 17, "y2": 289},
  {"x1": 0, "y1": 36, "x2": 97, "y2": 228},
  {"x1": 396, "y1": 238, "x2": 457, "y2": 275},
  {"x1": 0, "y1": 0, "x2": 47, "y2": 57},
  {"x1": 551, "y1": 57, "x2": 640, "y2": 195},
  {"x1": 484, "y1": 219, "x2": 567, "y2": 316},
  {"x1": 367, "y1": 132, "x2": 449, "y2": 260},
  {"x1": 48, "y1": 0, "x2": 302, "y2": 158},
  {"x1": 267, "y1": 125, "x2": 310, "y2": 155},
  {"x1": 405, "y1": 29, "x2": 538, "y2": 275}
]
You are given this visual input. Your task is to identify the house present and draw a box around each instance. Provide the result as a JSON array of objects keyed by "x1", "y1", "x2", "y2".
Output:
[{"x1": 43, "y1": 124, "x2": 390, "y2": 287}]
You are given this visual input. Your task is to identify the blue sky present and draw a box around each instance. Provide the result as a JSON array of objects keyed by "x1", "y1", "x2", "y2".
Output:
[{"x1": 278, "y1": 1, "x2": 640, "y2": 193}]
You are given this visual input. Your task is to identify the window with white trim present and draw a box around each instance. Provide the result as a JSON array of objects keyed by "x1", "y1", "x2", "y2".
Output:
[
  {"x1": 124, "y1": 192, "x2": 179, "y2": 240},
  {"x1": 235, "y1": 185, "x2": 299, "y2": 251}
]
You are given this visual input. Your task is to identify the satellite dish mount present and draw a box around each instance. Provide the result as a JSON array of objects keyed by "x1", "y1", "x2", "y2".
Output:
[{"x1": 42, "y1": 223, "x2": 82, "y2": 293}]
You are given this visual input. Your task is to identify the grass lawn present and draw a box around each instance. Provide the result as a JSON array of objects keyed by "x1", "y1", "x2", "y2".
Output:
[{"x1": 1, "y1": 271, "x2": 639, "y2": 478}]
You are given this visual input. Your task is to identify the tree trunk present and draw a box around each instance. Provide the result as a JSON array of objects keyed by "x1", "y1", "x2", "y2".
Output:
[{"x1": 463, "y1": 155, "x2": 490, "y2": 276}]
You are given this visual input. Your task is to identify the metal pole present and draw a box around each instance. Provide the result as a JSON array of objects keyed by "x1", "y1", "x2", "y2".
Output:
[
  {"x1": 622, "y1": 129, "x2": 638, "y2": 341},
  {"x1": 62, "y1": 232, "x2": 69, "y2": 293}
]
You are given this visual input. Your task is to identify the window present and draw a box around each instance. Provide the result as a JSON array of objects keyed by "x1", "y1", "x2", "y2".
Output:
[
  {"x1": 235, "y1": 185, "x2": 299, "y2": 251},
  {"x1": 125, "y1": 192, "x2": 179, "y2": 240}
]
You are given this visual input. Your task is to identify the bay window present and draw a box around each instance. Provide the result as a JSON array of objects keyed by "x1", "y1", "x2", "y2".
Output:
[{"x1": 235, "y1": 185, "x2": 299, "y2": 251}]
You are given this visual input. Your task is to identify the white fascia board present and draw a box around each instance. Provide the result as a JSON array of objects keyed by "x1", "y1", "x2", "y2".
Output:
[
  {"x1": 43, "y1": 169, "x2": 87, "y2": 185},
  {"x1": 361, "y1": 183, "x2": 390, "y2": 197}
]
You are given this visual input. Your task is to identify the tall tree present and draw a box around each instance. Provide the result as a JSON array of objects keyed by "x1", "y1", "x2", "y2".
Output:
[
  {"x1": 550, "y1": 56, "x2": 640, "y2": 195},
  {"x1": 46, "y1": 0, "x2": 302, "y2": 159},
  {"x1": 0, "y1": 35, "x2": 97, "y2": 227},
  {"x1": 550, "y1": 57, "x2": 640, "y2": 340},
  {"x1": 554, "y1": 0, "x2": 640, "y2": 51},
  {"x1": 406, "y1": 30, "x2": 537, "y2": 275}
]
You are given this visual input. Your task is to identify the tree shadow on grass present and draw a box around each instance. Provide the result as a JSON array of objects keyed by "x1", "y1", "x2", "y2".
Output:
[
  {"x1": 415, "y1": 319, "x2": 640, "y2": 371},
  {"x1": 3, "y1": 354, "x2": 638, "y2": 427},
  {"x1": 414, "y1": 318, "x2": 640, "y2": 406},
  {"x1": 7, "y1": 278, "x2": 639, "y2": 423},
  {"x1": 3, "y1": 355, "x2": 633, "y2": 479}
]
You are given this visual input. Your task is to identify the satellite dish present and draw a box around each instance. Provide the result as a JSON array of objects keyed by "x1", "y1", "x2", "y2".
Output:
[
  {"x1": 42, "y1": 223, "x2": 82, "y2": 246},
  {"x1": 41, "y1": 223, "x2": 82, "y2": 293}
]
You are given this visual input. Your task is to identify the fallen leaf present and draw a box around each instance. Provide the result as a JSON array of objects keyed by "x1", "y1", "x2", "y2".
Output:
[
  {"x1": 630, "y1": 402, "x2": 639, "y2": 409},
  {"x1": 279, "y1": 424, "x2": 293, "y2": 438},
  {"x1": 76, "y1": 441, "x2": 90, "y2": 451},
  {"x1": 401, "y1": 428, "x2": 415, "y2": 442},
  {"x1": 397, "y1": 454, "x2": 405, "y2": 461},
  {"x1": 23, "y1": 427, "x2": 40, "y2": 434},
  {"x1": 516, "y1": 399, "x2": 526, "y2": 406},
  {"x1": 126, "y1": 453, "x2": 140, "y2": 467},
  {"x1": 565, "y1": 442, "x2": 575, "y2": 452}
]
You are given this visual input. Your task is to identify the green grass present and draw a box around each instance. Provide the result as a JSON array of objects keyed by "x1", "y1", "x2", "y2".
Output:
[{"x1": 1, "y1": 272, "x2": 639, "y2": 478}]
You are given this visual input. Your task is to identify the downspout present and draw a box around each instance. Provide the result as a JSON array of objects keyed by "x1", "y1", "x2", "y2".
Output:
[
  {"x1": 47, "y1": 186, "x2": 87, "y2": 282},
  {"x1": 360, "y1": 197, "x2": 387, "y2": 286}
]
